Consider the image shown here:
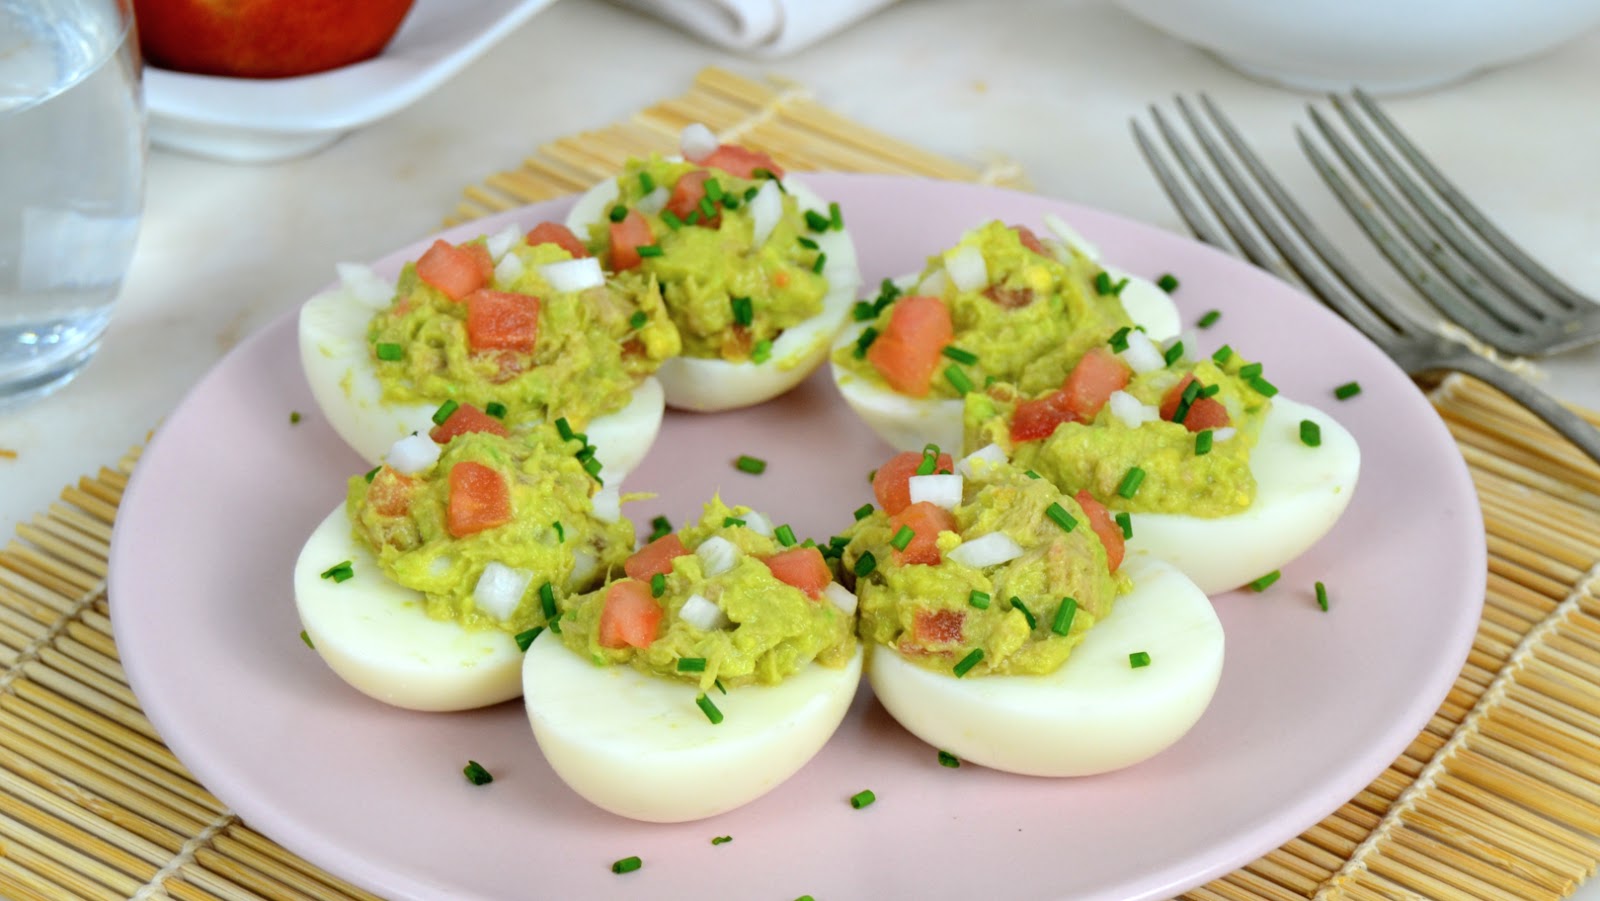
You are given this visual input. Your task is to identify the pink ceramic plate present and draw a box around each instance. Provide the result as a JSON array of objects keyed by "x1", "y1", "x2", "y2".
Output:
[{"x1": 110, "y1": 175, "x2": 1485, "y2": 901}]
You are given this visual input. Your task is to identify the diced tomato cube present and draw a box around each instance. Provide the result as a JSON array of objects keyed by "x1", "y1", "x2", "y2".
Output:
[
  {"x1": 446, "y1": 461, "x2": 512, "y2": 538},
  {"x1": 1010, "y1": 391, "x2": 1075, "y2": 444},
  {"x1": 913, "y1": 608, "x2": 965, "y2": 645},
  {"x1": 665, "y1": 170, "x2": 721, "y2": 228},
  {"x1": 866, "y1": 295, "x2": 954, "y2": 397},
  {"x1": 598, "y1": 581, "x2": 662, "y2": 650},
  {"x1": 1060, "y1": 347, "x2": 1131, "y2": 421},
  {"x1": 608, "y1": 210, "x2": 653, "y2": 272},
  {"x1": 1160, "y1": 374, "x2": 1232, "y2": 432},
  {"x1": 1012, "y1": 225, "x2": 1047, "y2": 255},
  {"x1": 1074, "y1": 490, "x2": 1124, "y2": 572},
  {"x1": 700, "y1": 144, "x2": 784, "y2": 180},
  {"x1": 889, "y1": 502, "x2": 957, "y2": 565},
  {"x1": 525, "y1": 221, "x2": 588, "y2": 258},
  {"x1": 624, "y1": 534, "x2": 689, "y2": 582},
  {"x1": 366, "y1": 467, "x2": 415, "y2": 517},
  {"x1": 872, "y1": 449, "x2": 954, "y2": 516},
  {"x1": 763, "y1": 547, "x2": 831, "y2": 598},
  {"x1": 415, "y1": 239, "x2": 492, "y2": 302},
  {"x1": 465, "y1": 289, "x2": 540, "y2": 352},
  {"x1": 429, "y1": 403, "x2": 509, "y2": 444}
]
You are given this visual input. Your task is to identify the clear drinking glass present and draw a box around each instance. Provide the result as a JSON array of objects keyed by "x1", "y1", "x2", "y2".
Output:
[{"x1": 0, "y1": 0, "x2": 145, "y2": 408}]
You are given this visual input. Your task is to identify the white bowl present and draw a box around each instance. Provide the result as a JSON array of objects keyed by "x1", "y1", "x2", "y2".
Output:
[{"x1": 1117, "y1": 0, "x2": 1600, "y2": 93}]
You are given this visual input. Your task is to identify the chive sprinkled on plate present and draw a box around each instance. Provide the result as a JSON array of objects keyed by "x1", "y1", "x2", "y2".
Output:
[
  {"x1": 829, "y1": 201, "x2": 843, "y2": 230},
  {"x1": 637, "y1": 171, "x2": 654, "y2": 194},
  {"x1": 751, "y1": 339, "x2": 772, "y2": 364},
  {"x1": 611, "y1": 856, "x2": 642, "y2": 875},
  {"x1": 1300, "y1": 419, "x2": 1322, "y2": 447},
  {"x1": 1335, "y1": 381, "x2": 1362, "y2": 400},
  {"x1": 484, "y1": 401, "x2": 507, "y2": 419},
  {"x1": 1197, "y1": 309, "x2": 1220, "y2": 328},
  {"x1": 953, "y1": 648, "x2": 983, "y2": 677},
  {"x1": 698, "y1": 197, "x2": 716, "y2": 219},
  {"x1": 849, "y1": 789, "x2": 876, "y2": 809},
  {"x1": 731, "y1": 295, "x2": 754, "y2": 327},
  {"x1": 320, "y1": 561, "x2": 353, "y2": 583},
  {"x1": 650, "y1": 573, "x2": 666, "y2": 598},
  {"x1": 300, "y1": 630, "x2": 314, "y2": 649},
  {"x1": 1240, "y1": 362, "x2": 1263, "y2": 379},
  {"x1": 463, "y1": 760, "x2": 493, "y2": 785},
  {"x1": 1117, "y1": 467, "x2": 1146, "y2": 499},
  {"x1": 915, "y1": 443, "x2": 942, "y2": 475},
  {"x1": 1045, "y1": 502, "x2": 1078, "y2": 533},
  {"x1": 968, "y1": 590, "x2": 991, "y2": 609},
  {"x1": 1157, "y1": 273, "x2": 1180, "y2": 293},
  {"x1": 677, "y1": 657, "x2": 707, "y2": 673},
  {"x1": 1163, "y1": 340, "x2": 1185, "y2": 366},
  {"x1": 364, "y1": 466, "x2": 380, "y2": 483},
  {"x1": 607, "y1": 203, "x2": 628, "y2": 223},
  {"x1": 1129, "y1": 651, "x2": 1151, "y2": 668},
  {"x1": 661, "y1": 211, "x2": 683, "y2": 230},
  {"x1": 853, "y1": 503, "x2": 874, "y2": 521},
  {"x1": 1249, "y1": 375, "x2": 1279, "y2": 397},
  {"x1": 375, "y1": 342, "x2": 403, "y2": 361},
  {"x1": 1051, "y1": 597, "x2": 1078, "y2": 636},
  {"x1": 855, "y1": 551, "x2": 877, "y2": 578},
  {"x1": 852, "y1": 301, "x2": 876, "y2": 321},
  {"x1": 853, "y1": 326, "x2": 879, "y2": 359},
  {"x1": 942, "y1": 345, "x2": 978, "y2": 365},
  {"x1": 944, "y1": 365, "x2": 974, "y2": 394},
  {"x1": 1315, "y1": 581, "x2": 1330, "y2": 612},
  {"x1": 555, "y1": 417, "x2": 575, "y2": 441},
  {"x1": 552, "y1": 520, "x2": 565, "y2": 542},
  {"x1": 1195, "y1": 429, "x2": 1214, "y2": 456},
  {"x1": 890, "y1": 525, "x2": 915, "y2": 551},
  {"x1": 515, "y1": 627, "x2": 543, "y2": 652},
  {"x1": 636, "y1": 244, "x2": 663, "y2": 259},
  {"x1": 776, "y1": 524, "x2": 798, "y2": 547},
  {"x1": 804, "y1": 209, "x2": 830, "y2": 231},
  {"x1": 812, "y1": 252, "x2": 827, "y2": 274},
  {"x1": 431, "y1": 399, "x2": 458, "y2": 425},
  {"x1": 735, "y1": 454, "x2": 766, "y2": 475},
  {"x1": 703, "y1": 177, "x2": 723, "y2": 202},
  {"x1": 696, "y1": 694, "x2": 723, "y2": 724},
  {"x1": 714, "y1": 678, "x2": 727, "y2": 695},
  {"x1": 723, "y1": 516, "x2": 746, "y2": 528},
  {"x1": 648, "y1": 515, "x2": 672, "y2": 541},
  {"x1": 1094, "y1": 271, "x2": 1114, "y2": 296},
  {"x1": 798, "y1": 235, "x2": 820, "y2": 251},
  {"x1": 628, "y1": 310, "x2": 647, "y2": 330},
  {"x1": 1115, "y1": 511, "x2": 1133, "y2": 539},
  {"x1": 1212, "y1": 344, "x2": 1234, "y2": 365},
  {"x1": 539, "y1": 582, "x2": 557, "y2": 619},
  {"x1": 289, "y1": 411, "x2": 301, "y2": 425},
  {"x1": 712, "y1": 835, "x2": 732, "y2": 846},
  {"x1": 1108, "y1": 326, "x2": 1131, "y2": 352},
  {"x1": 1249, "y1": 570, "x2": 1281, "y2": 592},
  {"x1": 1010, "y1": 597, "x2": 1037, "y2": 630},
  {"x1": 938, "y1": 750, "x2": 961, "y2": 768}
]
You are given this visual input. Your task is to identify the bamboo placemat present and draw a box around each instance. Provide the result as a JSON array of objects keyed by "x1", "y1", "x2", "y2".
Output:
[{"x1": 4, "y1": 66, "x2": 1598, "y2": 900}]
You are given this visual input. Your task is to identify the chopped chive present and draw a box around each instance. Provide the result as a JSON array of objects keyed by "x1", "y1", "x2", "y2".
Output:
[
  {"x1": 548, "y1": 613, "x2": 562, "y2": 634},
  {"x1": 1129, "y1": 651, "x2": 1151, "y2": 668},
  {"x1": 484, "y1": 401, "x2": 507, "y2": 419},
  {"x1": 804, "y1": 209, "x2": 831, "y2": 231},
  {"x1": 628, "y1": 310, "x2": 648, "y2": 330},
  {"x1": 711, "y1": 836, "x2": 732, "y2": 846},
  {"x1": 1163, "y1": 340, "x2": 1185, "y2": 366},
  {"x1": 1157, "y1": 273, "x2": 1180, "y2": 293},
  {"x1": 289, "y1": 410, "x2": 302, "y2": 425},
  {"x1": 1117, "y1": 467, "x2": 1146, "y2": 499},
  {"x1": 431, "y1": 399, "x2": 459, "y2": 425},
  {"x1": 320, "y1": 561, "x2": 354, "y2": 583},
  {"x1": 849, "y1": 789, "x2": 876, "y2": 809},
  {"x1": 752, "y1": 167, "x2": 781, "y2": 186},
  {"x1": 829, "y1": 201, "x2": 843, "y2": 230},
  {"x1": 853, "y1": 503, "x2": 874, "y2": 521},
  {"x1": 553, "y1": 521, "x2": 565, "y2": 542},
  {"x1": 638, "y1": 171, "x2": 655, "y2": 194},
  {"x1": 1024, "y1": 469, "x2": 1041, "y2": 480},
  {"x1": 515, "y1": 626, "x2": 543, "y2": 651},
  {"x1": 661, "y1": 210, "x2": 684, "y2": 230},
  {"x1": 636, "y1": 244, "x2": 663, "y2": 258},
  {"x1": 555, "y1": 417, "x2": 575, "y2": 441},
  {"x1": 853, "y1": 326, "x2": 879, "y2": 359},
  {"x1": 721, "y1": 194, "x2": 741, "y2": 211},
  {"x1": 611, "y1": 856, "x2": 642, "y2": 875},
  {"x1": 1094, "y1": 271, "x2": 1114, "y2": 296},
  {"x1": 1197, "y1": 309, "x2": 1221, "y2": 328},
  {"x1": 1300, "y1": 419, "x2": 1322, "y2": 447},
  {"x1": 1108, "y1": 326, "x2": 1131, "y2": 353},
  {"x1": 1115, "y1": 511, "x2": 1133, "y2": 539},
  {"x1": 1240, "y1": 362, "x2": 1264, "y2": 379},
  {"x1": 650, "y1": 573, "x2": 666, "y2": 598},
  {"x1": 539, "y1": 582, "x2": 557, "y2": 619},
  {"x1": 723, "y1": 516, "x2": 746, "y2": 528},
  {"x1": 731, "y1": 295, "x2": 754, "y2": 327},
  {"x1": 867, "y1": 469, "x2": 876, "y2": 483},
  {"x1": 953, "y1": 648, "x2": 984, "y2": 677},
  {"x1": 942, "y1": 345, "x2": 978, "y2": 365},
  {"x1": 375, "y1": 342, "x2": 403, "y2": 361},
  {"x1": 696, "y1": 693, "x2": 724, "y2": 724},
  {"x1": 1195, "y1": 429, "x2": 1214, "y2": 456},
  {"x1": 300, "y1": 630, "x2": 314, "y2": 649},
  {"x1": 677, "y1": 657, "x2": 707, "y2": 673},
  {"x1": 714, "y1": 678, "x2": 726, "y2": 695},
  {"x1": 698, "y1": 197, "x2": 717, "y2": 219},
  {"x1": 751, "y1": 339, "x2": 772, "y2": 364},
  {"x1": 852, "y1": 300, "x2": 877, "y2": 321},
  {"x1": 1315, "y1": 581, "x2": 1330, "y2": 612},
  {"x1": 812, "y1": 252, "x2": 828, "y2": 274},
  {"x1": 1051, "y1": 597, "x2": 1078, "y2": 636},
  {"x1": 364, "y1": 466, "x2": 380, "y2": 483},
  {"x1": 1248, "y1": 375, "x2": 1279, "y2": 397},
  {"x1": 1198, "y1": 383, "x2": 1221, "y2": 398},
  {"x1": 829, "y1": 535, "x2": 851, "y2": 549},
  {"x1": 1334, "y1": 380, "x2": 1362, "y2": 400},
  {"x1": 797, "y1": 236, "x2": 820, "y2": 250},
  {"x1": 735, "y1": 454, "x2": 766, "y2": 474},
  {"x1": 1249, "y1": 570, "x2": 1281, "y2": 592},
  {"x1": 463, "y1": 760, "x2": 494, "y2": 785},
  {"x1": 877, "y1": 277, "x2": 902, "y2": 304},
  {"x1": 1045, "y1": 502, "x2": 1078, "y2": 533},
  {"x1": 968, "y1": 590, "x2": 991, "y2": 610},
  {"x1": 915, "y1": 444, "x2": 941, "y2": 475},
  {"x1": 575, "y1": 443, "x2": 597, "y2": 463},
  {"x1": 608, "y1": 204, "x2": 628, "y2": 223},
  {"x1": 648, "y1": 515, "x2": 672, "y2": 541},
  {"x1": 776, "y1": 524, "x2": 798, "y2": 547},
  {"x1": 703, "y1": 177, "x2": 723, "y2": 202},
  {"x1": 1212, "y1": 344, "x2": 1234, "y2": 365},
  {"x1": 890, "y1": 525, "x2": 915, "y2": 551},
  {"x1": 743, "y1": 186, "x2": 759, "y2": 202},
  {"x1": 855, "y1": 551, "x2": 877, "y2": 578},
  {"x1": 1010, "y1": 597, "x2": 1037, "y2": 630},
  {"x1": 938, "y1": 750, "x2": 961, "y2": 768},
  {"x1": 944, "y1": 365, "x2": 974, "y2": 394}
]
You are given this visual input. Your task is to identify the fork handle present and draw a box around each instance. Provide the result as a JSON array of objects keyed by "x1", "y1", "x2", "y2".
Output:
[{"x1": 1437, "y1": 352, "x2": 1600, "y2": 468}]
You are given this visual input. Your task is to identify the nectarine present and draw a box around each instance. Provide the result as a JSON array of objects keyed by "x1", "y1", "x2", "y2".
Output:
[{"x1": 135, "y1": 0, "x2": 416, "y2": 79}]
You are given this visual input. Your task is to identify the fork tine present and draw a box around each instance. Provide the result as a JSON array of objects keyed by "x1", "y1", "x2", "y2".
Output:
[
  {"x1": 1129, "y1": 117, "x2": 1237, "y2": 257},
  {"x1": 1351, "y1": 88, "x2": 1595, "y2": 313},
  {"x1": 1186, "y1": 94, "x2": 1428, "y2": 344}
]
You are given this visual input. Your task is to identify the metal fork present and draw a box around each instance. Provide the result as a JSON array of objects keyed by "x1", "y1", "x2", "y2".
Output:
[
  {"x1": 1131, "y1": 95, "x2": 1600, "y2": 467},
  {"x1": 1300, "y1": 90, "x2": 1600, "y2": 358}
]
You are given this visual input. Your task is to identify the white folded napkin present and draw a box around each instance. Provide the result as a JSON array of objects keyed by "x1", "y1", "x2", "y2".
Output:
[{"x1": 611, "y1": 0, "x2": 899, "y2": 56}]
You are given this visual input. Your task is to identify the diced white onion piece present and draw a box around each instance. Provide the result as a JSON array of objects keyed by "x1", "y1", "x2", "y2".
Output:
[
  {"x1": 749, "y1": 180, "x2": 783, "y2": 248},
  {"x1": 1119, "y1": 329, "x2": 1165, "y2": 374},
  {"x1": 908, "y1": 474, "x2": 963, "y2": 511},
  {"x1": 822, "y1": 582, "x2": 858, "y2": 616},
  {"x1": 494, "y1": 251, "x2": 525, "y2": 286},
  {"x1": 568, "y1": 550, "x2": 598, "y2": 589},
  {"x1": 946, "y1": 532, "x2": 1025, "y2": 569},
  {"x1": 943, "y1": 245, "x2": 988, "y2": 292},
  {"x1": 473, "y1": 562, "x2": 533, "y2": 622},
  {"x1": 695, "y1": 536, "x2": 739, "y2": 576},
  {"x1": 1042, "y1": 212, "x2": 1101, "y2": 260},
  {"x1": 635, "y1": 187, "x2": 668, "y2": 216},
  {"x1": 680, "y1": 123, "x2": 717, "y2": 163},
  {"x1": 917, "y1": 268, "x2": 949, "y2": 297},
  {"x1": 589, "y1": 486, "x2": 620, "y2": 524},
  {"x1": 740, "y1": 510, "x2": 774, "y2": 537},
  {"x1": 540, "y1": 257, "x2": 604, "y2": 293},
  {"x1": 957, "y1": 443, "x2": 1008, "y2": 479},
  {"x1": 680, "y1": 593, "x2": 730, "y2": 630},
  {"x1": 1108, "y1": 390, "x2": 1160, "y2": 428},
  {"x1": 386, "y1": 434, "x2": 440, "y2": 475},
  {"x1": 336, "y1": 262, "x2": 396, "y2": 309},
  {"x1": 1214, "y1": 427, "x2": 1238, "y2": 443},
  {"x1": 429, "y1": 555, "x2": 453, "y2": 577},
  {"x1": 486, "y1": 224, "x2": 522, "y2": 261}
]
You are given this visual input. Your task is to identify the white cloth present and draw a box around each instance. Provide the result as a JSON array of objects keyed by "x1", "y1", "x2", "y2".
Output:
[{"x1": 611, "y1": 0, "x2": 900, "y2": 56}]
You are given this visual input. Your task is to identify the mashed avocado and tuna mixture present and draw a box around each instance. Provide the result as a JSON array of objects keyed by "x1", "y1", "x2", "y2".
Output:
[
  {"x1": 558, "y1": 498, "x2": 857, "y2": 693},
  {"x1": 834, "y1": 220, "x2": 1133, "y2": 399},
  {"x1": 346, "y1": 423, "x2": 634, "y2": 635},
  {"x1": 586, "y1": 153, "x2": 838, "y2": 362},
  {"x1": 965, "y1": 336, "x2": 1274, "y2": 518},
  {"x1": 842, "y1": 449, "x2": 1129, "y2": 677},
  {"x1": 367, "y1": 230, "x2": 680, "y2": 431}
]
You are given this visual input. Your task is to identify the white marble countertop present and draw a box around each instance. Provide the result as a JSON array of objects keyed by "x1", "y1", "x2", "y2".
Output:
[{"x1": 3, "y1": 0, "x2": 1598, "y2": 895}]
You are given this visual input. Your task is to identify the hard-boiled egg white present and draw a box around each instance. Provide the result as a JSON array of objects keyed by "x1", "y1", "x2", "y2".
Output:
[
  {"x1": 522, "y1": 634, "x2": 863, "y2": 822},
  {"x1": 868, "y1": 555, "x2": 1222, "y2": 777},
  {"x1": 1121, "y1": 396, "x2": 1359, "y2": 595},
  {"x1": 567, "y1": 171, "x2": 861, "y2": 413},
  {"x1": 831, "y1": 218, "x2": 1180, "y2": 453},
  {"x1": 298, "y1": 263, "x2": 664, "y2": 481}
]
